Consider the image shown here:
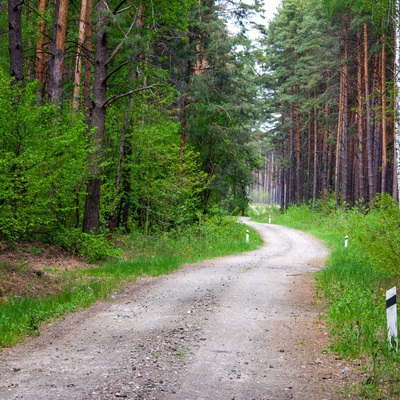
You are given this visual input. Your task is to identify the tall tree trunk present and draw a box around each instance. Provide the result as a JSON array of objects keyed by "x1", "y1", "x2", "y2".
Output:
[
  {"x1": 312, "y1": 96, "x2": 318, "y2": 205},
  {"x1": 83, "y1": 0, "x2": 108, "y2": 234},
  {"x1": 73, "y1": 0, "x2": 89, "y2": 110},
  {"x1": 35, "y1": 0, "x2": 47, "y2": 89},
  {"x1": 364, "y1": 22, "x2": 374, "y2": 203},
  {"x1": 307, "y1": 96, "x2": 311, "y2": 200},
  {"x1": 288, "y1": 99, "x2": 294, "y2": 204},
  {"x1": 83, "y1": 0, "x2": 92, "y2": 120},
  {"x1": 280, "y1": 102, "x2": 286, "y2": 210},
  {"x1": 381, "y1": 33, "x2": 388, "y2": 194},
  {"x1": 340, "y1": 11, "x2": 350, "y2": 204},
  {"x1": 356, "y1": 26, "x2": 364, "y2": 201},
  {"x1": 8, "y1": 0, "x2": 24, "y2": 83},
  {"x1": 335, "y1": 52, "x2": 344, "y2": 208},
  {"x1": 322, "y1": 103, "x2": 329, "y2": 196},
  {"x1": 48, "y1": 0, "x2": 69, "y2": 104},
  {"x1": 295, "y1": 99, "x2": 302, "y2": 203},
  {"x1": 394, "y1": 17, "x2": 400, "y2": 201},
  {"x1": 372, "y1": 53, "x2": 382, "y2": 195}
]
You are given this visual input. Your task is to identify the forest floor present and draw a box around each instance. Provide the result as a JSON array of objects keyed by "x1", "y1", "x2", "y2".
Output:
[
  {"x1": 0, "y1": 221, "x2": 366, "y2": 399},
  {"x1": 0, "y1": 243, "x2": 89, "y2": 301}
]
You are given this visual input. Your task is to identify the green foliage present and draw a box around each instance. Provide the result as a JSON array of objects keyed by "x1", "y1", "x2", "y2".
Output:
[
  {"x1": 55, "y1": 229, "x2": 121, "y2": 263},
  {"x1": 0, "y1": 73, "x2": 88, "y2": 242},
  {"x1": 350, "y1": 194, "x2": 400, "y2": 277},
  {"x1": 106, "y1": 104, "x2": 209, "y2": 233}
]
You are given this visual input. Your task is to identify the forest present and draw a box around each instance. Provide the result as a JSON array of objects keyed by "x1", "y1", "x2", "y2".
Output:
[
  {"x1": 258, "y1": 0, "x2": 399, "y2": 210},
  {"x1": 2, "y1": 0, "x2": 263, "y2": 246},
  {"x1": 1, "y1": 0, "x2": 400, "y2": 245}
]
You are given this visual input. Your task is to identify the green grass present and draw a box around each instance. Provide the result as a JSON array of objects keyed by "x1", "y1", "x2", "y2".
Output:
[
  {"x1": 249, "y1": 197, "x2": 400, "y2": 399},
  {"x1": 0, "y1": 216, "x2": 262, "y2": 348}
]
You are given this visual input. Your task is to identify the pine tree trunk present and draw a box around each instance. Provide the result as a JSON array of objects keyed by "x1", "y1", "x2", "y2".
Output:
[
  {"x1": 312, "y1": 100, "x2": 318, "y2": 205},
  {"x1": 83, "y1": 0, "x2": 108, "y2": 234},
  {"x1": 280, "y1": 102, "x2": 286, "y2": 210},
  {"x1": 83, "y1": 0, "x2": 92, "y2": 120},
  {"x1": 307, "y1": 97, "x2": 311, "y2": 200},
  {"x1": 372, "y1": 53, "x2": 382, "y2": 196},
  {"x1": 394, "y1": 19, "x2": 400, "y2": 201},
  {"x1": 8, "y1": 0, "x2": 24, "y2": 83},
  {"x1": 322, "y1": 103, "x2": 329, "y2": 196},
  {"x1": 295, "y1": 98, "x2": 301, "y2": 203},
  {"x1": 73, "y1": 0, "x2": 89, "y2": 110},
  {"x1": 364, "y1": 22, "x2": 374, "y2": 203},
  {"x1": 35, "y1": 0, "x2": 47, "y2": 89},
  {"x1": 48, "y1": 0, "x2": 69, "y2": 103},
  {"x1": 340, "y1": 11, "x2": 350, "y2": 204},
  {"x1": 289, "y1": 99, "x2": 294, "y2": 204},
  {"x1": 356, "y1": 27, "x2": 364, "y2": 201},
  {"x1": 335, "y1": 53, "x2": 344, "y2": 208},
  {"x1": 381, "y1": 33, "x2": 388, "y2": 194}
]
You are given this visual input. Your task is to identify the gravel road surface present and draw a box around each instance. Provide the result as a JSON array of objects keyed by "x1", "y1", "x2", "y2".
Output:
[{"x1": 0, "y1": 220, "x2": 353, "y2": 400}]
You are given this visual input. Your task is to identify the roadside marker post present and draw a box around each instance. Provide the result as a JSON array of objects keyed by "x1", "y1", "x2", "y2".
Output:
[
  {"x1": 386, "y1": 286, "x2": 398, "y2": 350},
  {"x1": 268, "y1": 215, "x2": 271, "y2": 224},
  {"x1": 246, "y1": 229, "x2": 249, "y2": 243},
  {"x1": 344, "y1": 235, "x2": 348, "y2": 248}
]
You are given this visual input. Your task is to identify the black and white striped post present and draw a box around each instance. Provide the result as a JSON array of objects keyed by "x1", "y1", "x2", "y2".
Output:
[
  {"x1": 246, "y1": 229, "x2": 249, "y2": 243},
  {"x1": 344, "y1": 235, "x2": 348, "y2": 248},
  {"x1": 386, "y1": 286, "x2": 398, "y2": 350}
]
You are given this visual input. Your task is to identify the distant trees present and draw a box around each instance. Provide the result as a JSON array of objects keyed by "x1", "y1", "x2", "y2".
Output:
[{"x1": 259, "y1": 0, "x2": 397, "y2": 208}]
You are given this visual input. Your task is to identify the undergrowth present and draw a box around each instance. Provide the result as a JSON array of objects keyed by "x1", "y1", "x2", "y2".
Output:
[
  {"x1": 250, "y1": 194, "x2": 400, "y2": 399},
  {"x1": 0, "y1": 216, "x2": 262, "y2": 348}
]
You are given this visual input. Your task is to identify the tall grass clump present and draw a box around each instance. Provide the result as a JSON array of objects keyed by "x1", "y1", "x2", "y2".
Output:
[
  {"x1": 249, "y1": 194, "x2": 400, "y2": 398},
  {"x1": 0, "y1": 215, "x2": 262, "y2": 348}
]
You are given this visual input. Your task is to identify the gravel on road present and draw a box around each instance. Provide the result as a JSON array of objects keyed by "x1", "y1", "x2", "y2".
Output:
[{"x1": 0, "y1": 220, "x2": 361, "y2": 399}]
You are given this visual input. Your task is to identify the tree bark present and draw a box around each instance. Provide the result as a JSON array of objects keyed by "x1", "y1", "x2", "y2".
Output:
[
  {"x1": 356, "y1": 26, "x2": 364, "y2": 201},
  {"x1": 381, "y1": 33, "x2": 388, "y2": 194},
  {"x1": 83, "y1": 0, "x2": 92, "y2": 119},
  {"x1": 73, "y1": 0, "x2": 89, "y2": 110},
  {"x1": 280, "y1": 102, "x2": 286, "y2": 210},
  {"x1": 295, "y1": 98, "x2": 301, "y2": 203},
  {"x1": 335, "y1": 57, "x2": 344, "y2": 208},
  {"x1": 48, "y1": 0, "x2": 69, "y2": 104},
  {"x1": 364, "y1": 22, "x2": 374, "y2": 203},
  {"x1": 8, "y1": 0, "x2": 24, "y2": 83},
  {"x1": 340, "y1": 11, "x2": 349, "y2": 205},
  {"x1": 83, "y1": 0, "x2": 108, "y2": 234},
  {"x1": 312, "y1": 96, "x2": 318, "y2": 205},
  {"x1": 288, "y1": 98, "x2": 294, "y2": 204},
  {"x1": 35, "y1": 0, "x2": 48, "y2": 89},
  {"x1": 322, "y1": 103, "x2": 329, "y2": 196}
]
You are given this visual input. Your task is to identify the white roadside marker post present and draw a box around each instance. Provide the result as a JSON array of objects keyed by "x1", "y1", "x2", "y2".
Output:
[
  {"x1": 344, "y1": 235, "x2": 348, "y2": 248},
  {"x1": 246, "y1": 229, "x2": 249, "y2": 243},
  {"x1": 268, "y1": 215, "x2": 272, "y2": 224},
  {"x1": 386, "y1": 286, "x2": 398, "y2": 350}
]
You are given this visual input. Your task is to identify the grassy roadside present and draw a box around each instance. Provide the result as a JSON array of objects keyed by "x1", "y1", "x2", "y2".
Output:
[
  {"x1": 0, "y1": 216, "x2": 263, "y2": 349},
  {"x1": 250, "y1": 198, "x2": 400, "y2": 399}
]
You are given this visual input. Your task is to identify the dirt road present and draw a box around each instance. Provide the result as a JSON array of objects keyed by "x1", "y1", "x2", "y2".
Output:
[{"x1": 0, "y1": 220, "x2": 355, "y2": 399}]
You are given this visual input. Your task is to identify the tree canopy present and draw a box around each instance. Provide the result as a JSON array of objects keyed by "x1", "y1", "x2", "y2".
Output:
[{"x1": 2, "y1": 0, "x2": 262, "y2": 243}]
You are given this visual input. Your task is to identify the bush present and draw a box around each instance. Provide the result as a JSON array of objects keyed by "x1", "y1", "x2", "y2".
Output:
[{"x1": 55, "y1": 229, "x2": 121, "y2": 262}]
